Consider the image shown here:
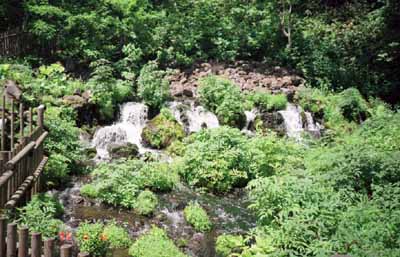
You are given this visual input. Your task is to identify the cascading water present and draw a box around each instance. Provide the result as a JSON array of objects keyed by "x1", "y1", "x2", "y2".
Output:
[
  {"x1": 278, "y1": 104, "x2": 304, "y2": 139},
  {"x1": 168, "y1": 101, "x2": 220, "y2": 133},
  {"x1": 278, "y1": 104, "x2": 321, "y2": 139},
  {"x1": 242, "y1": 109, "x2": 257, "y2": 135},
  {"x1": 92, "y1": 102, "x2": 149, "y2": 160}
]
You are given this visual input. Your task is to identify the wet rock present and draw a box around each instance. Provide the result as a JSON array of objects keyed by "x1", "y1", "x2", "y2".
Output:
[
  {"x1": 107, "y1": 143, "x2": 139, "y2": 159},
  {"x1": 255, "y1": 111, "x2": 286, "y2": 136}
]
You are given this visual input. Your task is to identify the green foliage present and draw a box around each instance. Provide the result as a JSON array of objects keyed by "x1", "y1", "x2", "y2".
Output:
[
  {"x1": 183, "y1": 202, "x2": 212, "y2": 232},
  {"x1": 336, "y1": 88, "x2": 369, "y2": 123},
  {"x1": 181, "y1": 127, "x2": 249, "y2": 192},
  {"x1": 44, "y1": 106, "x2": 82, "y2": 187},
  {"x1": 137, "y1": 62, "x2": 170, "y2": 110},
  {"x1": 103, "y1": 222, "x2": 132, "y2": 249},
  {"x1": 245, "y1": 92, "x2": 288, "y2": 112},
  {"x1": 216, "y1": 234, "x2": 245, "y2": 257},
  {"x1": 128, "y1": 227, "x2": 188, "y2": 257},
  {"x1": 199, "y1": 76, "x2": 245, "y2": 127},
  {"x1": 83, "y1": 160, "x2": 178, "y2": 208},
  {"x1": 87, "y1": 59, "x2": 133, "y2": 120},
  {"x1": 142, "y1": 109, "x2": 185, "y2": 149},
  {"x1": 76, "y1": 222, "x2": 109, "y2": 257},
  {"x1": 135, "y1": 190, "x2": 158, "y2": 216},
  {"x1": 16, "y1": 194, "x2": 63, "y2": 238}
]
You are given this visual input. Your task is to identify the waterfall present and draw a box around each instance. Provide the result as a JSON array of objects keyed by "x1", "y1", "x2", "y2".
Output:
[
  {"x1": 167, "y1": 101, "x2": 219, "y2": 133},
  {"x1": 242, "y1": 109, "x2": 257, "y2": 135},
  {"x1": 92, "y1": 102, "x2": 149, "y2": 160},
  {"x1": 278, "y1": 104, "x2": 321, "y2": 139}
]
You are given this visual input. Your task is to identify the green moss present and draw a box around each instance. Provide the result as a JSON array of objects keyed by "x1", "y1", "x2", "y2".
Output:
[
  {"x1": 142, "y1": 109, "x2": 185, "y2": 149},
  {"x1": 129, "y1": 227, "x2": 188, "y2": 257},
  {"x1": 183, "y1": 202, "x2": 212, "y2": 232},
  {"x1": 80, "y1": 184, "x2": 99, "y2": 198},
  {"x1": 245, "y1": 92, "x2": 288, "y2": 112},
  {"x1": 135, "y1": 190, "x2": 158, "y2": 216}
]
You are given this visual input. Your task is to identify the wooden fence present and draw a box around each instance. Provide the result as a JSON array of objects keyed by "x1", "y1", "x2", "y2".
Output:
[
  {"x1": 0, "y1": 217, "x2": 90, "y2": 257},
  {"x1": 0, "y1": 27, "x2": 31, "y2": 57},
  {"x1": 0, "y1": 94, "x2": 48, "y2": 209}
]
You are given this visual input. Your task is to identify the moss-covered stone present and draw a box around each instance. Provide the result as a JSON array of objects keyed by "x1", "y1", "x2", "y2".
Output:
[
  {"x1": 142, "y1": 109, "x2": 185, "y2": 149},
  {"x1": 107, "y1": 143, "x2": 139, "y2": 159}
]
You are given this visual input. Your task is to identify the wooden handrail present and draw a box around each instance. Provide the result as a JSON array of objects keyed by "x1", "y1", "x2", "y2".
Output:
[{"x1": 5, "y1": 141, "x2": 36, "y2": 170}]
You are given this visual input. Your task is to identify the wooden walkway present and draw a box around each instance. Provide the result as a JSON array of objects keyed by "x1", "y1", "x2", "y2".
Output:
[{"x1": 0, "y1": 95, "x2": 48, "y2": 209}]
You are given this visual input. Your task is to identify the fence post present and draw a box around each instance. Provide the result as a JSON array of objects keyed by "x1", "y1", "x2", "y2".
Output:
[
  {"x1": 6, "y1": 223, "x2": 17, "y2": 257},
  {"x1": 31, "y1": 232, "x2": 42, "y2": 257},
  {"x1": 37, "y1": 105, "x2": 45, "y2": 129},
  {"x1": 2, "y1": 94, "x2": 6, "y2": 151},
  {"x1": 10, "y1": 99, "x2": 15, "y2": 151},
  {"x1": 18, "y1": 227, "x2": 29, "y2": 257},
  {"x1": 19, "y1": 103, "x2": 24, "y2": 141},
  {"x1": 44, "y1": 238, "x2": 55, "y2": 257},
  {"x1": 0, "y1": 216, "x2": 6, "y2": 256},
  {"x1": 60, "y1": 244, "x2": 72, "y2": 257}
]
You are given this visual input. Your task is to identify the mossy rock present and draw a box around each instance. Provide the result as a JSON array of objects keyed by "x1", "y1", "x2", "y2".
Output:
[
  {"x1": 107, "y1": 143, "x2": 139, "y2": 159},
  {"x1": 84, "y1": 147, "x2": 97, "y2": 159},
  {"x1": 142, "y1": 110, "x2": 185, "y2": 149}
]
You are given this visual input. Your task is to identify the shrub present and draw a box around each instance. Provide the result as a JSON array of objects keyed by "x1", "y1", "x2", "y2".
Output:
[
  {"x1": 336, "y1": 88, "x2": 369, "y2": 123},
  {"x1": 137, "y1": 61, "x2": 170, "y2": 110},
  {"x1": 216, "y1": 234, "x2": 245, "y2": 257},
  {"x1": 80, "y1": 184, "x2": 99, "y2": 198},
  {"x1": 16, "y1": 194, "x2": 64, "y2": 238},
  {"x1": 76, "y1": 222, "x2": 109, "y2": 257},
  {"x1": 83, "y1": 160, "x2": 178, "y2": 208},
  {"x1": 181, "y1": 127, "x2": 249, "y2": 192},
  {"x1": 135, "y1": 190, "x2": 158, "y2": 216},
  {"x1": 198, "y1": 76, "x2": 245, "y2": 127},
  {"x1": 141, "y1": 109, "x2": 185, "y2": 149},
  {"x1": 103, "y1": 222, "x2": 132, "y2": 249},
  {"x1": 128, "y1": 227, "x2": 187, "y2": 257},
  {"x1": 246, "y1": 92, "x2": 288, "y2": 112},
  {"x1": 183, "y1": 202, "x2": 212, "y2": 232}
]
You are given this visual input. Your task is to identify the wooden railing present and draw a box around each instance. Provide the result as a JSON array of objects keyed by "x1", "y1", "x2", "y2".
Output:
[
  {"x1": 0, "y1": 27, "x2": 30, "y2": 57},
  {"x1": 0, "y1": 95, "x2": 48, "y2": 209},
  {"x1": 0, "y1": 217, "x2": 90, "y2": 257}
]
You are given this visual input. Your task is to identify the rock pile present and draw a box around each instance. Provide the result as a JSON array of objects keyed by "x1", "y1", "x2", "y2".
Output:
[{"x1": 169, "y1": 61, "x2": 305, "y2": 100}]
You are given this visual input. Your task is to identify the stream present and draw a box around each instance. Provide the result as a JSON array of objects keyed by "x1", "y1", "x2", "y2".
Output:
[{"x1": 52, "y1": 100, "x2": 320, "y2": 256}]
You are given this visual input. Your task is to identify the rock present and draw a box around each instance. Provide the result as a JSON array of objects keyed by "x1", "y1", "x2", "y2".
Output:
[
  {"x1": 84, "y1": 147, "x2": 97, "y2": 159},
  {"x1": 107, "y1": 143, "x2": 139, "y2": 159},
  {"x1": 141, "y1": 111, "x2": 185, "y2": 149},
  {"x1": 63, "y1": 95, "x2": 86, "y2": 108},
  {"x1": 255, "y1": 111, "x2": 286, "y2": 136},
  {"x1": 4, "y1": 80, "x2": 22, "y2": 101}
]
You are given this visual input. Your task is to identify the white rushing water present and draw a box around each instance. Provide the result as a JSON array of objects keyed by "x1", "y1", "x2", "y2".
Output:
[
  {"x1": 92, "y1": 102, "x2": 149, "y2": 160},
  {"x1": 242, "y1": 109, "x2": 258, "y2": 135},
  {"x1": 278, "y1": 104, "x2": 320, "y2": 140},
  {"x1": 168, "y1": 101, "x2": 219, "y2": 133}
]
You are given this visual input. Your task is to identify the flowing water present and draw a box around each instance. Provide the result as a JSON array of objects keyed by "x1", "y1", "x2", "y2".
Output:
[
  {"x1": 58, "y1": 100, "x2": 321, "y2": 256},
  {"x1": 92, "y1": 103, "x2": 149, "y2": 161},
  {"x1": 278, "y1": 104, "x2": 320, "y2": 140},
  {"x1": 54, "y1": 178, "x2": 256, "y2": 257}
]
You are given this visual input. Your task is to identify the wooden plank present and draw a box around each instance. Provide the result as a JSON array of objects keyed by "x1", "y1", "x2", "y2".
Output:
[
  {"x1": 6, "y1": 223, "x2": 17, "y2": 257},
  {"x1": 18, "y1": 227, "x2": 29, "y2": 257},
  {"x1": 5, "y1": 141, "x2": 35, "y2": 170},
  {"x1": 0, "y1": 216, "x2": 6, "y2": 256}
]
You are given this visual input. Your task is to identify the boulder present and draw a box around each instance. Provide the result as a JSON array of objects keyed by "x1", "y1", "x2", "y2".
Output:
[
  {"x1": 254, "y1": 111, "x2": 286, "y2": 136},
  {"x1": 142, "y1": 111, "x2": 185, "y2": 149},
  {"x1": 4, "y1": 80, "x2": 22, "y2": 101},
  {"x1": 107, "y1": 143, "x2": 139, "y2": 159},
  {"x1": 63, "y1": 95, "x2": 86, "y2": 108}
]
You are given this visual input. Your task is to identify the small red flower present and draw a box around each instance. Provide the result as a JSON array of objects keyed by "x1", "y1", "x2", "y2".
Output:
[
  {"x1": 83, "y1": 234, "x2": 89, "y2": 241},
  {"x1": 100, "y1": 234, "x2": 107, "y2": 241},
  {"x1": 59, "y1": 231, "x2": 65, "y2": 241},
  {"x1": 66, "y1": 232, "x2": 72, "y2": 241}
]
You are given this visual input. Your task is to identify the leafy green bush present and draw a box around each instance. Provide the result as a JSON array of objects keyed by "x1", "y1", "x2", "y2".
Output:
[
  {"x1": 16, "y1": 194, "x2": 64, "y2": 238},
  {"x1": 245, "y1": 92, "x2": 288, "y2": 112},
  {"x1": 77, "y1": 222, "x2": 109, "y2": 257},
  {"x1": 198, "y1": 76, "x2": 245, "y2": 127},
  {"x1": 135, "y1": 190, "x2": 158, "y2": 216},
  {"x1": 183, "y1": 202, "x2": 212, "y2": 232},
  {"x1": 216, "y1": 234, "x2": 245, "y2": 257},
  {"x1": 137, "y1": 61, "x2": 170, "y2": 110},
  {"x1": 44, "y1": 106, "x2": 82, "y2": 187},
  {"x1": 181, "y1": 127, "x2": 249, "y2": 192},
  {"x1": 103, "y1": 222, "x2": 132, "y2": 249},
  {"x1": 80, "y1": 184, "x2": 99, "y2": 199},
  {"x1": 336, "y1": 88, "x2": 369, "y2": 123},
  {"x1": 142, "y1": 109, "x2": 185, "y2": 149},
  {"x1": 83, "y1": 160, "x2": 178, "y2": 208},
  {"x1": 129, "y1": 227, "x2": 187, "y2": 257}
]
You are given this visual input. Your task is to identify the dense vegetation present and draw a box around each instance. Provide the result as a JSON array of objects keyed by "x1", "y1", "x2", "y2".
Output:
[{"x1": 1, "y1": 1, "x2": 400, "y2": 257}]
